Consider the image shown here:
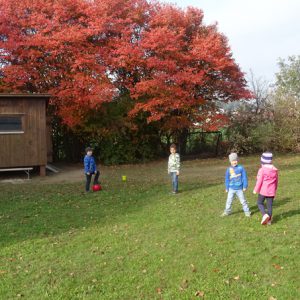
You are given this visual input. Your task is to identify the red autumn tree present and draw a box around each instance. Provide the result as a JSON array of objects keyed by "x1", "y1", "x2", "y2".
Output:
[
  {"x1": 0, "y1": 0, "x2": 149, "y2": 126},
  {"x1": 116, "y1": 4, "x2": 252, "y2": 135},
  {"x1": 0, "y1": 0, "x2": 251, "y2": 136}
]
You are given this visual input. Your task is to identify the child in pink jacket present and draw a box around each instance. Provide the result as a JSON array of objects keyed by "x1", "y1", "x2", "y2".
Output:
[{"x1": 253, "y1": 152, "x2": 278, "y2": 225}]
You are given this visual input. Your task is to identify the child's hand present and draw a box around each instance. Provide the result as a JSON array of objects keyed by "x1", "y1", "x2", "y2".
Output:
[
  {"x1": 94, "y1": 171, "x2": 97, "y2": 174},
  {"x1": 176, "y1": 171, "x2": 180, "y2": 176},
  {"x1": 253, "y1": 190, "x2": 257, "y2": 194},
  {"x1": 225, "y1": 190, "x2": 228, "y2": 193},
  {"x1": 243, "y1": 188, "x2": 247, "y2": 192},
  {"x1": 87, "y1": 172, "x2": 90, "y2": 175}
]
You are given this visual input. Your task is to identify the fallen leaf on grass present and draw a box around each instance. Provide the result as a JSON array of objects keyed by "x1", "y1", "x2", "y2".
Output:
[
  {"x1": 212, "y1": 268, "x2": 220, "y2": 273},
  {"x1": 195, "y1": 290, "x2": 205, "y2": 297},
  {"x1": 190, "y1": 264, "x2": 197, "y2": 272},
  {"x1": 273, "y1": 264, "x2": 283, "y2": 270},
  {"x1": 269, "y1": 297, "x2": 277, "y2": 300},
  {"x1": 180, "y1": 279, "x2": 189, "y2": 290},
  {"x1": 0, "y1": 270, "x2": 7, "y2": 275},
  {"x1": 156, "y1": 288, "x2": 162, "y2": 294},
  {"x1": 234, "y1": 275, "x2": 240, "y2": 280}
]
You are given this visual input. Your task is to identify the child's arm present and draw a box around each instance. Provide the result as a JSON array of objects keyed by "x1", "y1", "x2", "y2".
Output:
[
  {"x1": 225, "y1": 168, "x2": 230, "y2": 192},
  {"x1": 91, "y1": 157, "x2": 97, "y2": 174},
  {"x1": 253, "y1": 168, "x2": 263, "y2": 194},
  {"x1": 275, "y1": 170, "x2": 279, "y2": 191},
  {"x1": 242, "y1": 167, "x2": 248, "y2": 190},
  {"x1": 84, "y1": 156, "x2": 90, "y2": 174},
  {"x1": 176, "y1": 154, "x2": 180, "y2": 175}
]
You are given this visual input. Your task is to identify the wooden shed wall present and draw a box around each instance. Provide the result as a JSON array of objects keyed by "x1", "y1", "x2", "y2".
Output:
[{"x1": 0, "y1": 96, "x2": 48, "y2": 168}]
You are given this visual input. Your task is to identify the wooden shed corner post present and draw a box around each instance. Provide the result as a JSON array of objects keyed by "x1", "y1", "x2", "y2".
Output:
[{"x1": 40, "y1": 165, "x2": 46, "y2": 176}]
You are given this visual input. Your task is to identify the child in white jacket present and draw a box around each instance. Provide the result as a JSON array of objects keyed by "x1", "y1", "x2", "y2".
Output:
[{"x1": 168, "y1": 144, "x2": 180, "y2": 194}]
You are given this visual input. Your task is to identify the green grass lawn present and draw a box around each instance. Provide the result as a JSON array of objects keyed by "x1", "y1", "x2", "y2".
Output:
[{"x1": 0, "y1": 155, "x2": 299, "y2": 299}]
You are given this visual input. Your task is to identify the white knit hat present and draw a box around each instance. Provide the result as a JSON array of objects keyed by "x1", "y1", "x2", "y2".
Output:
[
  {"x1": 229, "y1": 153, "x2": 238, "y2": 162},
  {"x1": 261, "y1": 152, "x2": 273, "y2": 164}
]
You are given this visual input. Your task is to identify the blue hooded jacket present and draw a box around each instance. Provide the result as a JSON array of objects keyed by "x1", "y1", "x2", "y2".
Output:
[
  {"x1": 225, "y1": 165, "x2": 248, "y2": 190},
  {"x1": 84, "y1": 155, "x2": 97, "y2": 174}
]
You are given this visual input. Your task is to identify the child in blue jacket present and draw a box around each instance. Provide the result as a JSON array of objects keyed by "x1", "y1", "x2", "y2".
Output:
[
  {"x1": 222, "y1": 153, "x2": 251, "y2": 217},
  {"x1": 84, "y1": 147, "x2": 100, "y2": 192}
]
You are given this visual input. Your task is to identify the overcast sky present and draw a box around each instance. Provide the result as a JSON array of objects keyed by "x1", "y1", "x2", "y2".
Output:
[{"x1": 160, "y1": 0, "x2": 300, "y2": 83}]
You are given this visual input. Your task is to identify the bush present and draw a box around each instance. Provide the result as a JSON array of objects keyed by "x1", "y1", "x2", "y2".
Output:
[
  {"x1": 94, "y1": 131, "x2": 163, "y2": 165},
  {"x1": 272, "y1": 95, "x2": 300, "y2": 152}
]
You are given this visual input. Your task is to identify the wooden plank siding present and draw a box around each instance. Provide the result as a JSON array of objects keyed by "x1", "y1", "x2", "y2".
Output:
[
  {"x1": 0, "y1": 95, "x2": 51, "y2": 169},
  {"x1": 46, "y1": 116, "x2": 53, "y2": 163}
]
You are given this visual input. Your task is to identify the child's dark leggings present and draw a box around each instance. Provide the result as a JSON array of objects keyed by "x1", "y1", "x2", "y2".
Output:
[
  {"x1": 85, "y1": 171, "x2": 100, "y2": 191},
  {"x1": 257, "y1": 194, "x2": 274, "y2": 217}
]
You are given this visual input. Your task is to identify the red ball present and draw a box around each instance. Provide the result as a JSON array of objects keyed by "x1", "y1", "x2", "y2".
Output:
[{"x1": 92, "y1": 184, "x2": 102, "y2": 192}]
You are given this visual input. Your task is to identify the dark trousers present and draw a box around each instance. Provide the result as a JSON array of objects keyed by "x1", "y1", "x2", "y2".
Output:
[
  {"x1": 257, "y1": 194, "x2": 274, "y2": 217},
  {"x1": 85, "y1": 171, "x2": 100, "y2": 191}
]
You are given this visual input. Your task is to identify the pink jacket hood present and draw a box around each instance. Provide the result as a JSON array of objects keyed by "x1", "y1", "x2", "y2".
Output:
[{"x1": 254, "y1": 165, "x2": 278, "y2": 197}]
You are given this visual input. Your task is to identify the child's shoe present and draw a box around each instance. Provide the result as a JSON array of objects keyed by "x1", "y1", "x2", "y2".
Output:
[
  {"x1": 267, "y1": 216, "x2": 272, "y2": 225},
  {"x1": 261, "y1": 214, "x2": 270, "y2": 225},
  {"x1": 245, "y1": 212, "x2": 251, "y2": 217},
  {"x1": 221, "y1": 211, "x2": 230, "y2": 217}
]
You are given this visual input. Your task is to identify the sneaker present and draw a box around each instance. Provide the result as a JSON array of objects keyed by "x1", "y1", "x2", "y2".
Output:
[
  {"x1": 261, "y1": 214, "x2": 270, "y2": 225},
  {"x1": 267, "y1": 216, "x2": 272, "y2": 225},
  {"x1": 221, "y1": 212, "x2": 230, "y2": 217},
  {"x1": 245, "y1": 212, "x2": 251, "y2": 217}
]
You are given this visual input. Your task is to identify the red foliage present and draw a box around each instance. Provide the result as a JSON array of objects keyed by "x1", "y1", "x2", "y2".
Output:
[
  {"x1": 0, "y1": 0, "x2": 251, "y2": 130},
  {"x1": 123, "y1": 4, "x2": 252, "y2": 131},
  {"x1": 0, "y1": 0, "x2": 149, "y2": 126}
]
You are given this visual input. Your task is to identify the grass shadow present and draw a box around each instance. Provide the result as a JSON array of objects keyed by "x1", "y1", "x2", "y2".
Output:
[
  {"x1": 272, "y1": 208, "x2": 300, "y2": 224},
  {"x1": 0, "y1": 180, "x2": 219, "y2": 248},
  {"x1": 180, "y1": 181, "x2": 219, "y2": 192},
  {"x1": 230, "y1": 197, "x2": 292, "y2": 216},
  {"x1": 0, "y1": 182, "x2": 153, "y2": 247}
]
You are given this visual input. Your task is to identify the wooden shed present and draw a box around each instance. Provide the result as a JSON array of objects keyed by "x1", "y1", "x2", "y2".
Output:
[{"x1": 0, "y1": 94, "x2": 52, "y2": 176}]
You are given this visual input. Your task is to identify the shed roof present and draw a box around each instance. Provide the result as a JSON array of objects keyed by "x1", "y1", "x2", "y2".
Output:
[{"x1": 0, "y1": 94, "x2": 51, "y2": 99}]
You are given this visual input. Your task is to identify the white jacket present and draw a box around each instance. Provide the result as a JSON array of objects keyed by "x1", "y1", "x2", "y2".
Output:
[{"x1": 168, "y1": 153, "x2": 180, "y2": 173}]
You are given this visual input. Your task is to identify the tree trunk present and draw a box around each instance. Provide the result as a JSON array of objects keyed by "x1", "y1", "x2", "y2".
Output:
[{"x1": 177, "y1": 128, "x2": 189, "y2": 155}]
